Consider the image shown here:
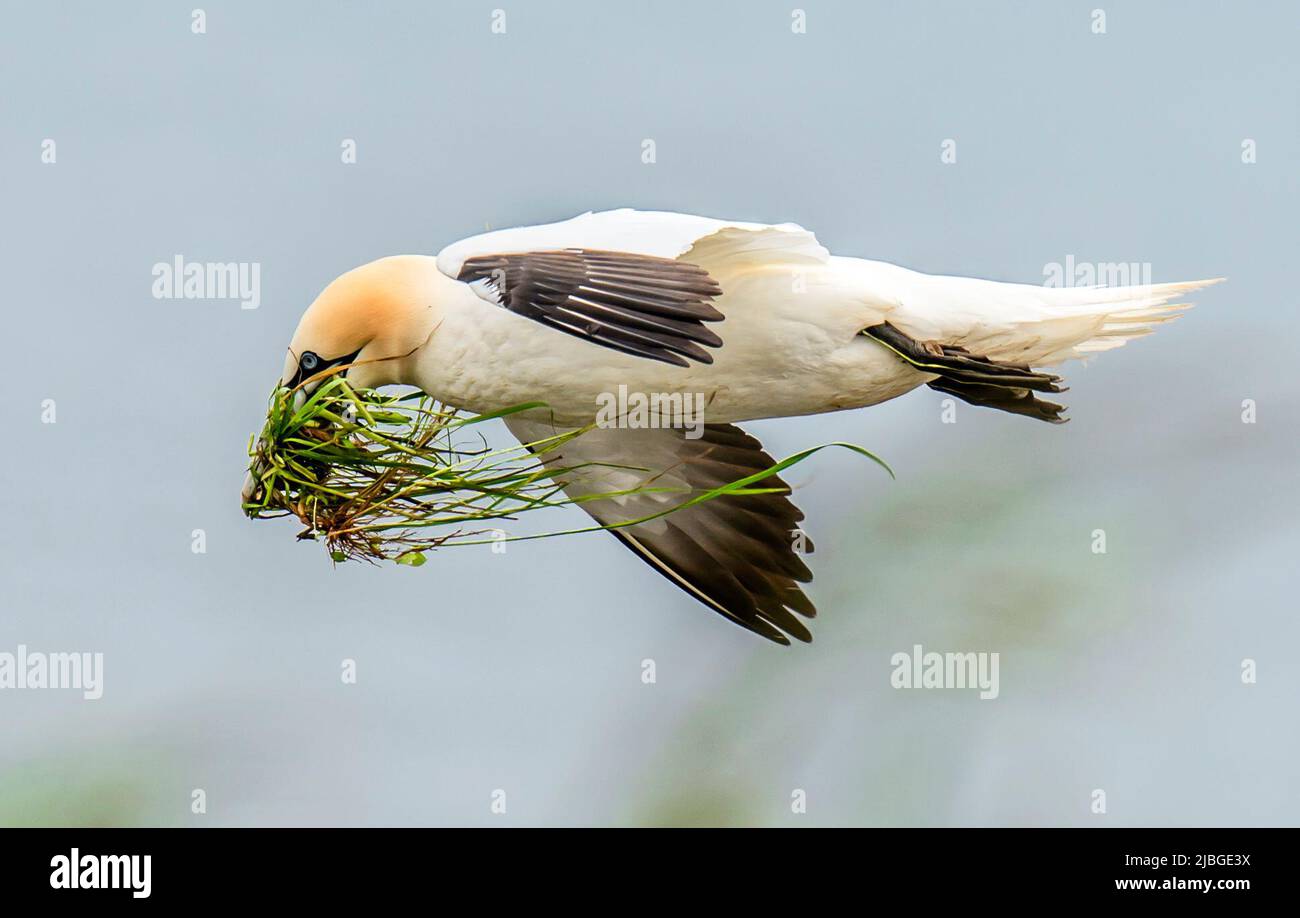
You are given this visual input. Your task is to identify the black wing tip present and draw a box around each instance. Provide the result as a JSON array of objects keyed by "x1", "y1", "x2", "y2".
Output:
[
  {"x1": 460, "y1": 249, "x2": 725, "y2": 367},
  {"x1": 781, "y1": 618, "x2": 814, "y2": 644},
  {"x1": 743, "y1": 612, "x2": 814, "y2": 646},
  {"x1": 652, "y1": 349, "x2": 692, "y2": 368},
  {"x1": 608, "y1": 526, "x2": 817, "y2": 646}
]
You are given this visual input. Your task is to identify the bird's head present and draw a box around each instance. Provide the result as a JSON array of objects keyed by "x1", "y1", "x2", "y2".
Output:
[
  {"x1": 243, "y1": 255, "x2": 442, "y2": 505},
  {"x1": 279, "y1": 255, "x2": 441, "y2": 400}
]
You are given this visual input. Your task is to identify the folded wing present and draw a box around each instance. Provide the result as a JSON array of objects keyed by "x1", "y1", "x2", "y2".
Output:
[{"x1": 456, "y1": 249, "x2": 724, "y2": 367}]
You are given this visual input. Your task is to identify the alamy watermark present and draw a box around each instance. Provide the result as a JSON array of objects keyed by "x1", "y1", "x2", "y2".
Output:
[
  {"x1": 595, "y1": 384, "x2": 706, "y2": 439},
  {"x1": 890, "y1": 643, "x2": 999, "y2": 700},
  {"x1": 1042, "y1": 255, "x2": 1151, "y2": 288},
  {"x1": 0, "y1": 644, "x2": 103, "y2": 700},
  {"x1": 152, "y1": 255, "x2": 260, "y2": 309},
  {"x1": 50, "y1": 849, "x2": 150, "y2": 898}
]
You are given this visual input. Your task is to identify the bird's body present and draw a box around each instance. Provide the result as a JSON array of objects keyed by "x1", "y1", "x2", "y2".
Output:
[
  {"x1": 255, "y1": 208, "x2": 1220, "y2": 643},
  {"x1": 405, "y1": 209, "x2": 1210, "y2": 425},
  {"x1": 404, "y1": 254, "x2": 923, "y2": 426}
]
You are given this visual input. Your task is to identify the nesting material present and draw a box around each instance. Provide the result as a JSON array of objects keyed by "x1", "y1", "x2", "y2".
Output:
[
  {"x1": 243, "y1": 376, "x2": 595, "y2": 563},
  {"x1": 243, "y1": 373, "x2": 890, "y2": 566}
]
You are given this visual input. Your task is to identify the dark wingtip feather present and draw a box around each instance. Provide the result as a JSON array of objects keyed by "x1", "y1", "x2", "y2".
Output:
[{"x1": 460, "y1": 249, "x2": 726, "y2": 366}]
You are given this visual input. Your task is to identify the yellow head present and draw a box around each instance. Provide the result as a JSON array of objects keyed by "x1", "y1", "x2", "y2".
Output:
[
  {"x1": 243, "y1": 256, "x2": 444, "y2": 505},
  {"x1": 280, "y1": 255, "x2": 442, "y2": 395}
]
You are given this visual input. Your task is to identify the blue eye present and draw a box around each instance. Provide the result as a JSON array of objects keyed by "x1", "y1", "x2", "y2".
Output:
[{"x1": 300, "y1": 352, "x2": 320, "y2": 371}]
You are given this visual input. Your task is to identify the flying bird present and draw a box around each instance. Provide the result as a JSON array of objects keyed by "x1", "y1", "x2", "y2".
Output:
[{"x1": 246, "y1": 209, "x2": 1219, "y2": 644}]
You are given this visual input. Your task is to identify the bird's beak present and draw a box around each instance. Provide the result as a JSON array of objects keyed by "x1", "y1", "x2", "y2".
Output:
[
  {"x1": 241, "y1": 386, "x2": 327, "y2": 509},
  {"x1": 241, "y1": 465, "x2": 262, "y2": 506},
  {"x1": 243, "y1": 349, "x2": 346, "y2": 509},
  {"x1": 244, "y1": 350, "x2": 302, "y2": 509},
  {"x1": 240, "y1": 383, "x2": 317, "y2": 508},
  {"x1": 242, "y1": 424, "x2": 273, "y2": 507}
]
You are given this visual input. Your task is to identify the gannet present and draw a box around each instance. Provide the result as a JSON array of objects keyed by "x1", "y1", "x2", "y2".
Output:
[{"x1": 246, "y1": 209, "x2": 1219, "y2": 644}]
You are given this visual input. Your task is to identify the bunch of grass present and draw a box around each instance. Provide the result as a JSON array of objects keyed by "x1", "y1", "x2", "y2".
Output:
[{"x1": 242, "y1": 372, "x2": 891, "y2": 566}]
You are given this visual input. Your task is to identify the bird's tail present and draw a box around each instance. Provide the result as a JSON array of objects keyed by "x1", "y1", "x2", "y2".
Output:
[
  {"x1": 875, "y1": 269, "x2": 1224, "y2": 367},
  {"x1": 857, "y1": 271, "x2": 1224, "y2": 423}
]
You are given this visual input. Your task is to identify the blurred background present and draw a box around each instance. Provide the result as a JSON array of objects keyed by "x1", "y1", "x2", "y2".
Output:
[{"x1": 1, "y1": 0, "x2": 1296, "y2": 826}]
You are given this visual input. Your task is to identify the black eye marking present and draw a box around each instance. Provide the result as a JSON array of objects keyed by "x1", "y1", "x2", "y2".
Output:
[{"x1": 288, "y1": 348, "x2": 363, "y2": 389}]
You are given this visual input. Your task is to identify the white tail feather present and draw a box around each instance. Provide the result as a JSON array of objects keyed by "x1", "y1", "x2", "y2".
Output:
[{"x1": 848, "y1": 258, "x2": 1223, "y2": 367}]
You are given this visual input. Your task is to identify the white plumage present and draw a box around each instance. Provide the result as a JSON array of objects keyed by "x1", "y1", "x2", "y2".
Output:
[
  {"x1": 420, "y1": 209, "x2": 1217, "y2": 425},
  {"x1": 263, "y1": 208, "x2": 1220, "y2": 642}
]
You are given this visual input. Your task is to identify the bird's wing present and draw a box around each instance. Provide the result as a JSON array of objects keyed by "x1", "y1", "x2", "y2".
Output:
[
  {"x1": 453, "y1": 248, "x2": 725, "y2": 367},
  {"x1": 505, "y1": 415, "x2": 817, "y2": 645},
  {"x1": 436, "y1": 208, "x2": 824, "y2": 268},
  {"x1": 435, "y1": 209, "x2": 831, "y2": 366}
]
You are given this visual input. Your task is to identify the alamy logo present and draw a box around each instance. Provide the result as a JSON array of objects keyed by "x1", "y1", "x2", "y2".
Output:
[
  {"x1": 50, "y1": 849, "x2": 151, "y2": 898},
  {"x1": 595, "y1": 385, "x2": 706, "y2": 439},
  {"x1": 152, "y1": 255, "x2": 261, "y2": 309},
  {"x1": 1042, "y1": 255, "x2": 1151, "y2": 289},
  {"x1": 890, "y1": 644, "x2": 1000, "y2": 700},
  {"x1": 0, "y1": 645, "x2": 103, "y2": 700}
]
